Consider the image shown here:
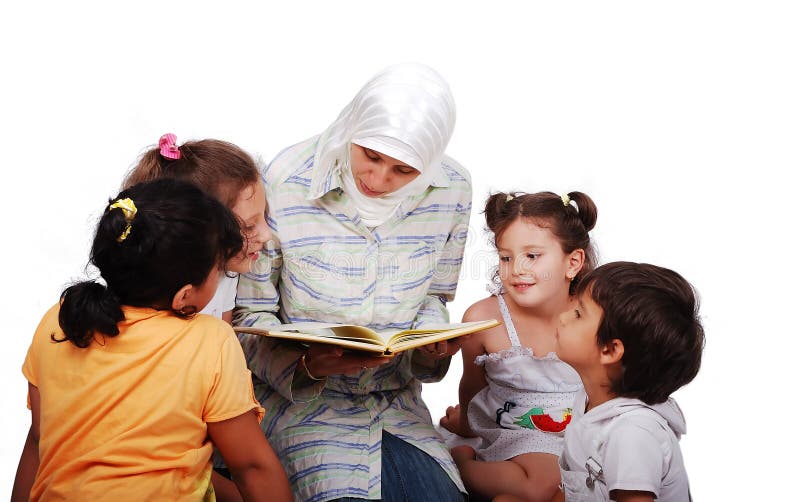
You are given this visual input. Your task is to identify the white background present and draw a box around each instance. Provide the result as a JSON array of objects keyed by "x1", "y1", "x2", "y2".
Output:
[{"x1": 1, "y1": 1, "x2": 797, "y2": 499}]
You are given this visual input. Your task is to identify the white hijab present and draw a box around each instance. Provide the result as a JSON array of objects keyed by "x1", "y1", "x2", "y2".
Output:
[{"x1": 310, "y1": 63, "x2": 457, "y2": 227}]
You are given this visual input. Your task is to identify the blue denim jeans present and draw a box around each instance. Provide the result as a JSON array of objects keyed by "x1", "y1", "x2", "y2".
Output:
[{"x1": 333, "y1": 430, "x2": 464, "y2": 502}]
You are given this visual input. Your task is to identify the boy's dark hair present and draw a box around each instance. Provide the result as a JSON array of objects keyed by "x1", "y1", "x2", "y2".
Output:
[
  {"x1": 56, "y1": 178, "x2": 244, "y2": 348},
  {"x1": 575, "y1": 261, "x2": 705, "y2": 404},
  {"x1": 484, "y1": 191, "x2": 599, "y2": 293}
]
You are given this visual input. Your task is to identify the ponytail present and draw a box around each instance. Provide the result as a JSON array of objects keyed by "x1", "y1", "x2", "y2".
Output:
[
  {"x1": 562, "y1": 191, "x2": 598, "y2": 292},
  {"x1": 56, "y1": 281, "x2": 125, "y2": 348},
  {"x1": 566, "y1": 191, "x2": 597, "y2": 233},
  {"x1": 484, "y1": 191, "x2": 519, "y2": 234},
  {"x1": 123, "y1": 137, "x2": 259, "y2": 208},
  {"x1": 124, "y1": 148, "x2": 167, "y2": 187}
]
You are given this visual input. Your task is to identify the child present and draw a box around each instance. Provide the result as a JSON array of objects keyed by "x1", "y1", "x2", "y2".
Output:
[
  {"x1": 11, "y1": 179, "x2": 291, "y2": 502},
  {"x1": 124, "y1": 134, "x2": 273, "y2": 501},
  {"x1": 553, "y1": 261, "x2": 704, "y2": 501},
  {"x1": 439, "y1": 191, "x2": 598, "y2": 501},
  {"x1": 123, "y1": 133, "x2": 271, "y2": 322}
]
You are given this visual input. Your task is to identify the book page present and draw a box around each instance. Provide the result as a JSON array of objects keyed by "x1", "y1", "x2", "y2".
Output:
[
  {"x1": 385, "y1": 319, "x2": 500, "y2": 353},
  {"x1": 235, "y1": 319, "x2": 499, "y2": 355},
  {"x1": 266, "y1": 322, "x2": 386, "y2": 343},
  {"x1": 385, "y1": 320, "x2": 498, "y2": 345},
  {"x1": 234, "y1": 327, "x2": 389, "y2": 354}
]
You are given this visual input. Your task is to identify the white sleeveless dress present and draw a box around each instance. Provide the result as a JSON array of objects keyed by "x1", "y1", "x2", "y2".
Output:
[{"x1": 467, "y1": 292, "x2": 583, "y2": 461}]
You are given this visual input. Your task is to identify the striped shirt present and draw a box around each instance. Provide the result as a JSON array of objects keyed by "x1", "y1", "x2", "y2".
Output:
[{"x1": 234, "y1": 136, "x2": 472, "y2": 501}]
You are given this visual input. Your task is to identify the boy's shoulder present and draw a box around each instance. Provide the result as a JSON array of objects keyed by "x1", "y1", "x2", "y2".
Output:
[
  {"x1": 607, "y1": 397, "x2": 686, "y2": 440},
  {"x1": 599, "y1": 399, "x2": 689, "y2": 499}
]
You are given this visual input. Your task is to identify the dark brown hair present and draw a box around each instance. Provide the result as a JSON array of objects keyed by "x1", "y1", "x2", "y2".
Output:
[
  {"x1": 56, "y1": 179, "x2": 243, "y2": 348},
  {"x1": 484, "y1": 191, "x2": 598, "y2": 292},
  {"x1": 123, "y1": 138, "x2": 259, "y2": 208},
  {"x1": 576, "y1": 262, "x2": 705, "y2": 404}
]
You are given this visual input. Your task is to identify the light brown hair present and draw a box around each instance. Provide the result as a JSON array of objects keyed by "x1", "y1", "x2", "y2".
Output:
[{"x1": 123, "y1": 138, "x2": 259, "y2": 208}]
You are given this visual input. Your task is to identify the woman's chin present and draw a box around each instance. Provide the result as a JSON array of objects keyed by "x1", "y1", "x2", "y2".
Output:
[{"x1": 358, "y1": 179, "x2": 387, "y2": 197}]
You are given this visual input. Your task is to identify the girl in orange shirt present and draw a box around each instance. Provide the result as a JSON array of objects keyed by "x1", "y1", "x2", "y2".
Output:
[{"x1": 12, "y1": 179, "x2": 291, "y2": 502}]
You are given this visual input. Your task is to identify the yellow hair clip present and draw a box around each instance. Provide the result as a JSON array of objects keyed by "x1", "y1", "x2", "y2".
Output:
[
  {"x1": 108, "y1": 198, "x2": 137, "y2": 242},
  {"x1": 561, "y1": 193, "x2": 571, "y2": 207}
]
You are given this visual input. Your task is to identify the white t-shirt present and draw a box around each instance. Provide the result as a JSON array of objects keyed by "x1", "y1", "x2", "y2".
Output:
[
  {"x1": 560, "y1": 390, "x2": 691, "y2": 501},
  {"x1": 199, "y1": 274, "x2": 238, "y2": 319}
]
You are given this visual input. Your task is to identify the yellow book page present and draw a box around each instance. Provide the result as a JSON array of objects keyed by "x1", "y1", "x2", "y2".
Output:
[
  {"x1": 234, "y1": 327, "x2": 388, "y2": 354},
  {"x1": 268, "y1": 322, "x2": 385, "y2": 343},
  {"x1": 234, "y1": 319, "x2": 500, "y2": 355},
  {"x1": 385, "y1": 319, "x2": 500, "y2": 353}
]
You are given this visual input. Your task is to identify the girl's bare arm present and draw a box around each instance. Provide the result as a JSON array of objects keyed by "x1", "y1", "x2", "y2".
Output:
[
  {"x1": 207, "y1": 411, "x2": 292, "y2": 502},
  {"x1": 11, "y1": 384, "x2": 41, "y2": 502}
]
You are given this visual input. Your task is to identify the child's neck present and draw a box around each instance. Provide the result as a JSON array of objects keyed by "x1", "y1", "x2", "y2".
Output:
[
  {"x1": 580, "y1": 372, "x2": 618, "y2": 412},
  {"x1": 502, "y1": 293, "x2": 569, "y2": 353}
]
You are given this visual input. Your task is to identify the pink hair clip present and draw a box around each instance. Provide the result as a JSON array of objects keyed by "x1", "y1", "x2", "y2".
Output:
[{"x1": 158, "y1": 133, "x2": 182, "y2": 160}]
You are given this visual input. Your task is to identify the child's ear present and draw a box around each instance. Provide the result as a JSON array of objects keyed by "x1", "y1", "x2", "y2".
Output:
[
  {"x1": 171, "y1": 284, "x2": 195, "y2": 312},
  {"x1": 566, "y1": 249, "x2": 585, "y2": 281},
  {"x1": 600, "y1": 338, "x2": 624, "y2": 365}
]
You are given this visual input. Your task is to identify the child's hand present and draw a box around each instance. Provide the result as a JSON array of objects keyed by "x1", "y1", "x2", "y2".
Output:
[
  {"x1": 449, "y1": 445, "x2": 476, "y2": 467},
  {"x1": 439, "y1": 404, "x2": 460, "y2": 432},
  {"x1": 440, "y1": 404, "x2": 470, "y2": 436}
]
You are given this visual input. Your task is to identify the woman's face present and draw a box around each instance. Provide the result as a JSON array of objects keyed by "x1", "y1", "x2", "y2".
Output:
[
  {"x1": 227, "y1": 181, "x2": 271, "y2": 273},
  {"x1": 349, "y1": 144, "x2": 420, "y2": 197}
]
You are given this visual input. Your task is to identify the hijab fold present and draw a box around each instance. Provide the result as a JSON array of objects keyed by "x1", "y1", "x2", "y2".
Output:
[{"x1": 309, "y1": 63, "x2": 457, "y2": 227}]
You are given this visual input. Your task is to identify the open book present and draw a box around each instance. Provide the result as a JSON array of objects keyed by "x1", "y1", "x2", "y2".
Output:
[{"x1": 234, "y1": 319, "x2": 500, "y2": 355}]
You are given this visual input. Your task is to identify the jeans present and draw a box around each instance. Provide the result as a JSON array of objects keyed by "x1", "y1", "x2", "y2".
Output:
[{"x1": 333, "y1": 430, "x2": 464, "y2": 502}]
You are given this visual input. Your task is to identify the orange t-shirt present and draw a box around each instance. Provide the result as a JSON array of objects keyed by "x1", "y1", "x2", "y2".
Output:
[{"x1": 22, "y1": 304, "x2": 265, "y2": 501}]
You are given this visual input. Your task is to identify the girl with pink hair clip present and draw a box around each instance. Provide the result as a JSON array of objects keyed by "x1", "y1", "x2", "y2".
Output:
[{"x1": 124, "y1": 133, "x2": 272, "y2": 323}]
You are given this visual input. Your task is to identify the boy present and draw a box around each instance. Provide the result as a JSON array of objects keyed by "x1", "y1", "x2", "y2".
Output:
[{"x1": 554, "y1": 261, "x2": 704, "y2": 501}]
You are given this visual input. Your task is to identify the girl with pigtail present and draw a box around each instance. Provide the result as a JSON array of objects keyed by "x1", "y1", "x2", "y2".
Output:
[
  {"x1": 12, "y1": 179, "x2": 291, "y2": 502},
  {"x1": 439, "y1": 190, "x2": 599, "y2": 502}
]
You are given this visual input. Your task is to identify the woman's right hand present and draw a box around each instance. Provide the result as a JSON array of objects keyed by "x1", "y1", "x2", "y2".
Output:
[{"x1": 302, "y1": 343, "x2": 392, "y2": 378}]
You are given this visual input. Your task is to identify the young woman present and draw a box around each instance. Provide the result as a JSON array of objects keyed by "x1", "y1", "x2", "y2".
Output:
[{"x1": 235, "y1": 63, "x2": 472, "y2": 501}]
